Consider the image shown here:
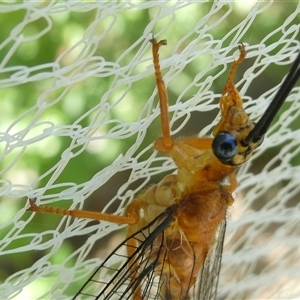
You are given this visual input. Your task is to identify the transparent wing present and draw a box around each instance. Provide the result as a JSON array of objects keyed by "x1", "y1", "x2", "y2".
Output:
[
  {"x1": 73, "y1": 208, "x2": 226, "y2": 300},
  {"x1": 194, "y1": 220, "x2": 226, "y2": 300},
  {"x1": 72, "y1": 206, "x2": 174, "y2": 300}
]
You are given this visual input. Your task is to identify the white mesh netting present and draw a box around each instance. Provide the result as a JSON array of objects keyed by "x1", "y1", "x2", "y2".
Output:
[{"x1": 0, "y1": 1, "x2": 299, "y2": 299}]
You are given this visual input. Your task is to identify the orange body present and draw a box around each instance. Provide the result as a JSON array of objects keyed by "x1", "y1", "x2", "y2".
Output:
[
  {"x1": 28, "y1": 39, "x2": 257, "y2": 299},
  {"x1": 125, "y1": 156, "x2": 234, "y2": 298},
  {"x1": 120, "y1": 40, "x2": 253, "y2": 298}
]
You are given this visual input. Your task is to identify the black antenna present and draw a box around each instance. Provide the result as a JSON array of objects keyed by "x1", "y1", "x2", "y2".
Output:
[{"x1": 243, "y1": 51, "x2": 300, "y2": 146}]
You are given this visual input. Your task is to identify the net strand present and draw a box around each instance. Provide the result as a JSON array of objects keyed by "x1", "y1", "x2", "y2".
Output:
[{"x1": 0, "y1": 1, "x2": 299, "y2": 299}]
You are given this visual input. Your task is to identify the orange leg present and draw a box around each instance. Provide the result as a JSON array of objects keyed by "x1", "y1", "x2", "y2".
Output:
[
  {"x1": 28, "y1": 198, "x2": 138, "y2": 225},
  {"x1": 229, "y1": 44, "x2": 246, "y2": 78},
  {"x1": 222, "y1": 43, "x2": 246, "y2": 96},
  {"x1": 225, "y1": 173, "x2": 238, "y2": 193},
  {"x1": 150, "y1": 37, "x2": 174, "y2": 153},
  {"x1": 27, "y1": 38, "x2": 169, "y2": 227},
  {"x1": 213, "y1": 44, "x2": 247, "y2": 136}
]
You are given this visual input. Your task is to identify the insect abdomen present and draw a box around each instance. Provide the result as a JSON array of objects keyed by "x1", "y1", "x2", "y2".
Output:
[{"x1": 125, "y1": 173, "x2": 232, "y2": 299}]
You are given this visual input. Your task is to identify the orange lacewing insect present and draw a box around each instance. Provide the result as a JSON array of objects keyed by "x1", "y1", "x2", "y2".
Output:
[{"x1": 28, "y1": 38, "x2": 300, "y2": 300}]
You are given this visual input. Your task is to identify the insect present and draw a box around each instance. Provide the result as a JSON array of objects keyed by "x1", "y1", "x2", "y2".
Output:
[{"x1": 28, "y1": 38, "x2": 300, "y2": 299}]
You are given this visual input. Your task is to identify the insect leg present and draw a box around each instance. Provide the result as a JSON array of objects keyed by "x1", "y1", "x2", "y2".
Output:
[
  {"x1": 224, "y1": 173, "x2": 238, "y2": 194},
  {"x1": 212, "y1": 44, "x2": 247, "y2": 137},
  {"x1": 222, "y1": 43, "x2": 246, "y2": 97},
  {"x1": 150, "y1": 37, "x2": 174, "y2": 153},
  {"x1": 27, "y1": 198, "x2": 139, "y2": 225}
]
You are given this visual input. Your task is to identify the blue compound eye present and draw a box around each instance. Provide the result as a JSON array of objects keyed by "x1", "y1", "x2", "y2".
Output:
[{"x1": 212, "y1": 132, "x2": 238, "y2": 163}]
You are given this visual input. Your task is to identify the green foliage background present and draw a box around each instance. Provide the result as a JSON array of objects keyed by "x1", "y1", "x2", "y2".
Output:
[{"x1": 0, "y1": 2, "x2": 299, "y2": 298}]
